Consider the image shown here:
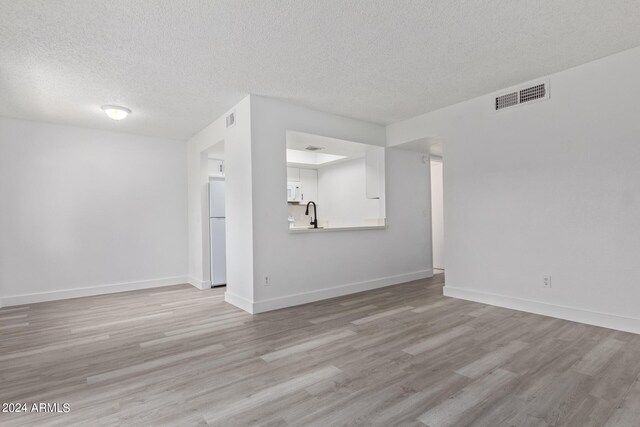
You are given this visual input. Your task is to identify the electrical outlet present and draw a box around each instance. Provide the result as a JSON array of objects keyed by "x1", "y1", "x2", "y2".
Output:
[
  {"x1": 542, "y1": 275, "x2": 551, "y2": 288},
  {"x1": 264, "y1": 275, "x2": 271, "y2": 286}
]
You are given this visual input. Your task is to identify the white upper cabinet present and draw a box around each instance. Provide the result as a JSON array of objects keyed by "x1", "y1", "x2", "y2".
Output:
[
  {"x1": 299, "y1": 168, "x2": 318, "y2": 203},
  {"x1": 287, "y1": 167, "x2": 300, "y2": 182},
  {"x1": 209, "y1": 158, "x2": 225, "y2": 178},
  {"x1": 365, "y1": 148, "x2": 385, "y2": 199}
]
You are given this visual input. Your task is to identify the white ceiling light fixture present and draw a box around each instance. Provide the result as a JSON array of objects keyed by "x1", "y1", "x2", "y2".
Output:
[{"x1": 101, "y1": 105, "x2": 131, "y2": 120}]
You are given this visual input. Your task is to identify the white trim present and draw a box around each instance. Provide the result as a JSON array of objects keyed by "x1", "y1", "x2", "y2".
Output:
[
  {"x1": 0, "y1": 276, "x2": 189, "y2": 307},
  {"x1": 444, "y1": 286, "x2": 640, "y2": 335},
  {"x1": 224, "y1": 291, "x2": 255, "y2": 314},
  {"x1": 251, "y1": 269, "x2": 433, "y2": 314},
  {"x1": 188, "y1": 277, "x2": 212, "y2": 290}
]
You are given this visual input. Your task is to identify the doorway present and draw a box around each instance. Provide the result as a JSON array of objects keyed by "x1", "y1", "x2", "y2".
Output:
[
  {"x1": 206, "y1": 143, "x2": 227, "y2": 287},
  {"x1": 430, "y1": 156, "x2": 444, "y2": 272}
]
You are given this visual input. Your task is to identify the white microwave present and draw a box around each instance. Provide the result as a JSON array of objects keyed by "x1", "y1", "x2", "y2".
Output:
[{"x1": 287, "y1": 182, "x2": 302, "y2": 202}]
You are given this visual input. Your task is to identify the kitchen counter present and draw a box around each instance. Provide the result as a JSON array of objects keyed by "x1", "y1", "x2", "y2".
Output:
[{"x1": 288, "y1": 224, "x2": 386, "y2": 233}]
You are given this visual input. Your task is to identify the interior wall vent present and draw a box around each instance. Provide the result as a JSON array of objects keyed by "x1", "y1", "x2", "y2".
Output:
[
  {"x1": 519, "y1": 83, "x2": 546, "y2": 103},
  {"x1": 494, "y1": 80, "x2": 549, "y2": 112},
  {"x1": 495, "y1": 92, "x2": 518, "y2": 110},
  {"x1": 226, "y1": 112, "x2": 235, "y2": 128}
]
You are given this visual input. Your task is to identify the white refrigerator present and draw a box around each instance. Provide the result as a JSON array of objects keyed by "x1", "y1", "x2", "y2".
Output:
[{"x1": 209, "y1": 180, "x2": 226, "y2": 287}]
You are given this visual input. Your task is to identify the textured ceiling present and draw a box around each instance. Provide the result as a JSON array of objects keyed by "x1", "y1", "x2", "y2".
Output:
[{"x1": 2, "y1": 1, "x2": 640, "y2": 140}]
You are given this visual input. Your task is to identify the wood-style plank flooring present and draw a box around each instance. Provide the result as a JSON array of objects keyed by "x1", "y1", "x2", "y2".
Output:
[{"x1": 1, "y1": 273, "x2": 640, "y2": 426}]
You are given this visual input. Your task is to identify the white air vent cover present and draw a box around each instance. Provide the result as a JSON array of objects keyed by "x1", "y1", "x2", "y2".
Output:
[
  {"x1": 519, "y1": 83, "x2": 546, "y2": 104},
  {"x1": 494, "y1": 80, "x2": 549, "y2": 112},
  {"x1": 495, "y1": 92, "x2": 518, "y2": 110},
  {"x1": 226, "y1": 112, "x2": 235, "y2": 128}
]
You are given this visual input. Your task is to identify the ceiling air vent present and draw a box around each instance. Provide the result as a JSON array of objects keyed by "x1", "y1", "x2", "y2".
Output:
[
  {"x1": 494, "y1": 80, "x2": 549, "y2": 112},
  {"x1": 305, "y1": 145, "x2": 324, "y2": 151},
  {"x1": 226, "y1": 112, "x2": 235, "y2": 128}
]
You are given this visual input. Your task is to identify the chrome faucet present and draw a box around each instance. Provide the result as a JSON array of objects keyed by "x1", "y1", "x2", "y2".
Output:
[{"x1": 305, "y1": 201, "x2": 318, "y2": 229}]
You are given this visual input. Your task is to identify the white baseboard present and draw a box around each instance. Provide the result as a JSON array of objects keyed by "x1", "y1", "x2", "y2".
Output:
[
  {"x1": 1, "y1": 276, "x2": 189, "y2": 307},
  {"x1": 188, "y1": 277, "x2": 211, "y2": 290},
  {"x1": 444, "y1": 286, "x2": 640, "y2": 335},
  {"x1": 251, "y1": 269, "x2": 433, "y2": 314},
  {"x1": 224, "y1": 291, "x2": 255, "y2": 314}
]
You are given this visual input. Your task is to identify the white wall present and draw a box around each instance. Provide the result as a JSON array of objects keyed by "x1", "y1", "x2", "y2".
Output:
[
  {"x1": 0, "y1": 117, "x2": 188, "y2": 306},
  {"x1": 430, "y1": 159, "x2": 444, "y2": 269},
  {"x1": 249, "y1": 96, "x2": 432, "y2": 312},
  {"x1": 387, "y1": 46, "x2": 640, "y2": 334},
  {"x1": 317, "y1": 157, "x2": 384, "y2": 227},
  {"x1": 187, "y1": 96, "x2": 254, "y2": 308}
]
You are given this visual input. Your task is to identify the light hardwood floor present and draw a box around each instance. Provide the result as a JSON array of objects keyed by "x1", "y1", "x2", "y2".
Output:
[{"x1": 1, "y1": 274, "x2": 639, "y2": 426}]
